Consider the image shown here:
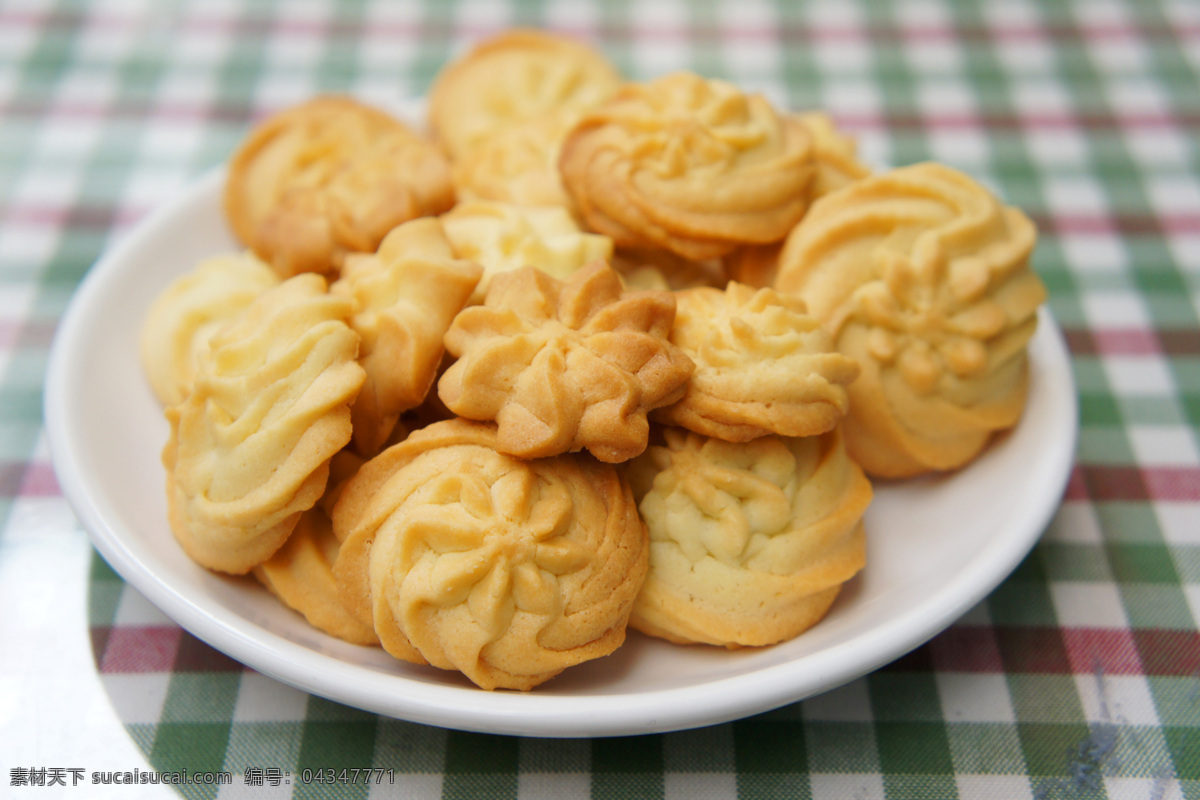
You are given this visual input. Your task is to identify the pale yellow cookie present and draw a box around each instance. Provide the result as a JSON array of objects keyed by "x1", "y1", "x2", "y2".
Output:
[
  {"x1": 440, "y1": 200, "x2": 612, "y2": 304},
  {"x1": 653, "y1": 283, "x2": 860, "y2": 442},
  {"x1": 331, "y1": 218, "x2": 482, "y2": 456},
  {"x1": 331, "y1": 419, "x2": 648, "y2": 690},
  {"x1": 163, "y1": 274, "x2": 365, "y2": 574},
  {"x1": 559, "y1": 71, "x2": 815, "y2": 261},
  {"x1": 225, "y1": 95, "x2": 455, "y2": 278},
  {"x1": 140, "y1": 251, "x2": 280, "y2": 407},
  {"x1": 438, "y1": 261, "x2": 694, "y2": 463},
  {"x1": 626, "y1": 427, "x2": 871, "y2": 648},
  {"x1": 254, "y1": 505, "x2": 380, "y2": 646},
  {"x1": 428, "y1": 29, "x2": 621, "y2": 162},
  {"x1": 775, "y1": 162, "x2": 1046, "y2": 478}
]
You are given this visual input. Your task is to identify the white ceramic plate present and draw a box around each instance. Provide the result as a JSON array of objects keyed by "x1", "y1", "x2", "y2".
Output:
[{"x1": 45, "y1": 167, "x2": 1077, "y2": 739}]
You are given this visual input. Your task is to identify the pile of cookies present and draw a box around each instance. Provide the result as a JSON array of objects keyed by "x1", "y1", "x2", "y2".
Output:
[{"x1": 140, "y1": 29, "x2": 1046, "y2": 690}]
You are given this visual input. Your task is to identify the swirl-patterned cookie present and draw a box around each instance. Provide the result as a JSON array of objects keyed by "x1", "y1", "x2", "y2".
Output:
[
  {"x1": 224, "y1": 95, "x2": 456, "y2": 278},
  {"x1": 775, "y1": 162, "x2": 1046, "y2": 477},
  {"x1": 440, "y1": 200, "x2": 613, "y2": 304},
  {"x1": 428, "y1": 29, "x2": 621, "y2": 162},
  {"x1": 438, "y1": 261, "x2": 694, "y2": 463},
  {"x1": 163, "y1": 274, "x2": 365, "y2": 574},
  {"x1": 331, "y1": 218, "x2": 481, "y2": 456},
  {"x1": 141, "y1": 251, "x2": 280, "y2": 407},
  {"x1": 331, "y1": 419, "x2": 648, "y2": 690},
  {"x1": 626, "y1": 427, "x2": 871, "y2": 648},
  {"x1": 653, "y1": 283, "x2": 860, "y2": 442},
  {"x1": 559, "y1": 71, "x2": 815, "y2": 261}
]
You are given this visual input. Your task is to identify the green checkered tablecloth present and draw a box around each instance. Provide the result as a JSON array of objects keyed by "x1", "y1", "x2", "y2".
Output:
[{"x1": 4, "y1": 0, "x2": 1200, "y2": 797}]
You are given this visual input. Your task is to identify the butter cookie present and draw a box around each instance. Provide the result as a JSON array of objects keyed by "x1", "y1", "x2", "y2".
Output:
[
  {"x1": 332, "y1": 218, "x2": 481, "y2": 456},
  {"x1": 429, "y1": 29, "x2": 621, "y2": 162},
  {"x1": 331, "y1": 419, "x2": 648, "y2": 690},
  {"x1": 438, "y1": 261, "x2": 693, "y2": 462},
  {"x1": 440, "y1": 200, "x2": 612, "y2": 304},
  {"x1": 653, "y1": 283, "x2": 860, "y2": 442},
  {"x1": 164, "y1": 274, "x2": 365, "y2": 574},
  {"x1": 775, "y1": 162, "x2": 1046, "y2": 477},
  {"x1": 627, "y1": 427, "x2": 870, "y2": 648},
  {"x1": 141, "y1": 251, "x2": 280, "y2": 407},
  {"x1": 225, "y1": 95, "x2": 455, "y2": 278},
  {"x1": 559, "y1": 72, "x2": 814, "y2": 260}
]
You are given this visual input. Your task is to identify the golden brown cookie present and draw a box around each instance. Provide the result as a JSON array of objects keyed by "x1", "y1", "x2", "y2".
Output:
[
  {"x1": 163, "y1": 274, "x2": 365, "y2": 574},
  {"x1": 254, "y1": 506, "x2": 380, "y2": 646},
  {"x1": 775, "y1": 162, "x2": 1046, "y2": 478},
  {"x1": 140, "y1": 251, "x2": 280, "y2": 407},
  {"x1": 331, "y1": 419, "x2": 648, "y2": 690},
  {"x1": 428, "y1": 29, "x2": 621, "y2": 162},
  {"x1": 653, "y1": 283, "x2": 860, "y2": 442},
  {"x1": 438, "y1": 261, "x2": 694, "y2": 463},
  {"x1": 224, "y1": 95, "x2": 455, "y2": 278},
  {"x1": 331, "y1": 217, "x2": 482, "y2": 456},
  {"x1": 626, "y1": 427, "x2": 871, "y2": 648},
  {"x1": 559, "y1": 71, "x2": 815, "y2": 261},
  {"x1": 440, "y1": 200, "x2": 612, "y2": 304}
]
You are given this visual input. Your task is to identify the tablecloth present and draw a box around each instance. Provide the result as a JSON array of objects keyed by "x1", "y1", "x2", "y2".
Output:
[{"x1": 2, "y1": 0, "x2": 1199, "y2": 797}]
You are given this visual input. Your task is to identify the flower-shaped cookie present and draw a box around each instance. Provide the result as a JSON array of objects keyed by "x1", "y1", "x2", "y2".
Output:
[
  {"x1": 163, "y1": 274, "x2": 365, "y2": 574},
  {"x1": 438, "y1": 261, "x2": 694, "y2": 463},
  {"x1": 141, "y1": 251, "x2": 280, "y2": 407},
  {"x1": 775, "y1": 162, "x2": 1046, "y2": 477},
  {"x1": 331, "y1": 419, "x2": 648, "y2": 690},
  {"x1": 440, "y1": 200, "x2": 613, "y2": 304},
  {"x1": 224, "y1": 95, "x2": 455, "y2": 278},
  {"x1": 331, "y1": 218, "x2": 482, "y2": 456},
  {"x1": 558, "y1": 71, "x2": 815, "y2": 261},
  {"x1": 428, "y1": 29, "x2": 621, "y2": 161},
  {"x1": 653, "y1": 283, "x2": 860, "y2": 442},
  {"x1": 625, "y1": 427, "x2": 871, "y2": 648}
]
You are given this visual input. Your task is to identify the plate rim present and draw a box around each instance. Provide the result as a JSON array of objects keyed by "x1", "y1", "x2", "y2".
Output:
[{"x1": 44, "y1": 166, "x2": 1079, "y2": 738}]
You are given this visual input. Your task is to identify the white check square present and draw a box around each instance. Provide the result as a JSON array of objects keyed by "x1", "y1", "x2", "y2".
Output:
[
  {"x1": 1025, "y1": 129, "x2": 1091, "y2": 169},
  {"x1": 1128, "y1": 426, "x2": 1200, "y2": 467},
  {"x1": 1050, "y1": 582, "x2": 1130, "y2": 628},
  {"x1": 231, "y1": 671, "x2": 311, "y2": 723},
  {"x1": 937, "y1": 673, "x2": 1017, "y2": 723},
  {"x1": 1060, "y1": 232, "x2": 1129, "y2": 274},
  {"x1": 1102, "y1": 356, "x2": 1175, "y2": 397}
]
